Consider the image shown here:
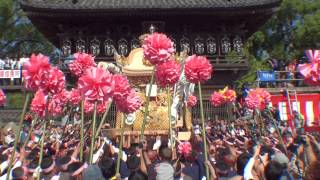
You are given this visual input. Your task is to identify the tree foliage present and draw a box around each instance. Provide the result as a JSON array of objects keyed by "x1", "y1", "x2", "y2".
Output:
[
  {"x1": 237, "y1": 0, "x2": 320, "y2": 87},
  {"x1": 0, "y1": 0, "x2": 54, "y2": 58},
  {"x1": 248, "y1": 0, "x2": 320, "y2": 61}
]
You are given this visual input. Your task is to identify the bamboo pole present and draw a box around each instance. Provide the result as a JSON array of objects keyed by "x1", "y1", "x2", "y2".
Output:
[
  {"x1": 198, "y1": 82, "x2": 210, "y2": 180},
  {"x1": 89, "y1": 101, "x2": 98, "y2": 164},
  {"x1": 6, "y1": 93, "x2": 30, "y2": 180},
  {"x1": 140, "y1": 67, "x2": 155, "y2": 140}
]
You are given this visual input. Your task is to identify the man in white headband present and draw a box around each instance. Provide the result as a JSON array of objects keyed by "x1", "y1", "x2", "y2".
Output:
[
  {"x1": 68, "y1": 162, "x2": 88, "y2": 179},
  {"x1": 40, "y1": 156, "x2": 56, "y2": 179}
]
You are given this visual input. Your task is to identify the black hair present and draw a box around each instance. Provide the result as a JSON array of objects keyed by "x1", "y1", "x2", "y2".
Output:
[
  {"x1": 28, "y1": 159, "x2": 38, "y2": 172},
  {"x1": 159, "y1": 147, "x2": 172, "y2": 161},
  {"x1": 265, "y1": 161, "x2": 283, "y2": 180},
  {"x1": 40, "y1": 157, "x2": 54, "y2": 172},
  {"x1": 126, "y1": 155, "x2": 141, "y2": 170},
  {"x1": 12, "y1": 167, "x2": 24, "y2": 180},
  {"x1": 236, "y1": 152, "x2": 251, "y2": 175},
  {"x1": 0, "y1": 154, "x2": 7, "y2": 163},
  {"x1": 128, "y1": 170, "x2": 148, "y2": 180},
  {"x1": 68, "y1": 162, "x2": 83, "y2": 173},
  {"x1": 99, "y1": 157, "x2": 115, "y2": 179}
]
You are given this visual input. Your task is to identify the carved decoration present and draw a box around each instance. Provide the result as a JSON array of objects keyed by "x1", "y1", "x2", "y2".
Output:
[
  {"x1": 233, "y1": 36, "x2": 243, "y2": 55},
  {"x1": 194, "y1": 37, "x2": 205, "y2": 55},
  {"x1": 61, "y1": 39, "x2": 72, "y2": 56},
  {"x1": 180, "y1": 36, "x2": 190, "y2": 54},
  {"x1": 104, "y1": 38, "x2": 114, "y2": 57},
  {"x1": 118, "y1": 38, "x2": 129, "y2": 56},
  {"x1": 206, "y1": 37, "x2": 217, "y2": 55},
  {"x1": 89, "y1": 37, "x2": 100, "y2": 56},
  {"x1": 131, "y1": 38, "x2": 140, "y2": 50},
  {"x1": 221, "y1": 36, "x2": 231, "y2": 54},
  {"x1": 75, "y1": 38, "x2": 86, "y2": 53}
]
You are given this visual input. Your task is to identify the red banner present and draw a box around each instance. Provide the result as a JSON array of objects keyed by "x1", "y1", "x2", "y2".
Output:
[{"x1": 270, "y1": 93, "x2": 320, "y2": 132}]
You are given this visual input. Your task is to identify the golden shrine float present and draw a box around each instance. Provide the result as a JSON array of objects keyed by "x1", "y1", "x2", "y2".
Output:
[{"x1": 100, "y1": 45, "x2": 192, "y2": 137}]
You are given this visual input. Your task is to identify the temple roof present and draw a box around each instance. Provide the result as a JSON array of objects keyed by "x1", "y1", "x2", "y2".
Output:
[{"x1": 21, "y1": 0, "x2": 281, "y2": 11}]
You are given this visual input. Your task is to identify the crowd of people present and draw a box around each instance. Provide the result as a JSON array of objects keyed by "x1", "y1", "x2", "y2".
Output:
[{"x1": 0, "y1": 111, "x2": 319, "y2": 180}]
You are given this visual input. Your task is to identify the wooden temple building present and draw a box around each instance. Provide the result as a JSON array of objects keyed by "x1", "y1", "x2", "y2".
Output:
[{"x1": 18, "y1": 0, "x2": 282, "y2": 127}]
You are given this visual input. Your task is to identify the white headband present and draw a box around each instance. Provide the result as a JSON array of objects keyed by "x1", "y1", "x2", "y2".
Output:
[{"x1": 72, "y1": 163, "x2": 88, "y2": 177}]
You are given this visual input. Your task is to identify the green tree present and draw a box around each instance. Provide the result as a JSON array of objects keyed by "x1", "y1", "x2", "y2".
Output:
[
  {"x1": 238, "y1": 0, "x2": 320, "y2": 87},
  {"x1": 248, "y1": 0, "x2": 320, "y2": 61},
  {"x1": 0, "y1": 0, "x2": 54, "y2": 58}
]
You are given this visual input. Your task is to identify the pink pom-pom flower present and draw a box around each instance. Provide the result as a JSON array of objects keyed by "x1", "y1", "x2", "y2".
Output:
[
  {"x1": 0, "y1": 89, "x2": 6, "y2": 106},
  {"x1": 210, "y1": 91, "x2": 224, "y2": 107},
  {"x1": 84, "y1": 100, "x2": 94, "y2": 114},
  {"x1": 78, "y1": 67, "x2": 114, "y2": 103},
  {"x1": 220, "y1": 87, "x2": 236, "y2": 103},
  {"x1": 187, "y1": 95, "x2": 197, "y2": 108},
  {"x1": 97, "y1": 101, "x2": 109, "y2": 115},
  {"x1": 31, "y1": 90, "x2": 47, "y2": 117},
  {"x1": 155, "y1": 60, "x2": 181, "y2": 87},
  {"x1": 298, "y1": 50, "x2": 320, "y2": 86},
  {"x1": 245, "y1": 88, "x2": 270, "y2": 110},
  {"x1": 41, "y1": 67, "x2": 65, "y2": 95},
  {"x1": 69, "y1": 53, "x2": 96, "y2": 77},
  {"x1": 178, "y1": 142, "x2": 192, "y2": 157},
  {"x1": 23, "y1": 54, "x2": 51, "y2": 92},
  {"x1": 115, "y1": 89, "x2": 141, "y2": 114},
  {"x1": 113, "y1": 75, "x2": 131, "y2": 101},
  {"x1": 184, "y1": 55, "x2": 213, "y2": 83},
  {"x1": 142, "y1": 33, "x2": 175, "y2": 65},
  {"x1": 69, "y1": 88, "x2": 81, "y2": 106},
  {"x1": 48, "y1": 98, "x2": 63, "y2": 117},
  {"x1": 245, "y1": 93, "x2": 261, "y2": 110}
]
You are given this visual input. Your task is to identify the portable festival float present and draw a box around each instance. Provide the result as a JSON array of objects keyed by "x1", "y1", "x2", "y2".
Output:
[{"x1": 6, "y1": 0, "x2": 318, "y2": 178}]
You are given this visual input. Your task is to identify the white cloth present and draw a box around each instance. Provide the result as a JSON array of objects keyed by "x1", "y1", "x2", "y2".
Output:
[
  {"x1": 243, "y1": 158, "x2": 255, "y2": 180},
  {"x1": 153, "y1": 139, "x2": 162, "y2": 150},
  {"x1": 92, "y1": 141, "x2": 106, "y2": 163}
]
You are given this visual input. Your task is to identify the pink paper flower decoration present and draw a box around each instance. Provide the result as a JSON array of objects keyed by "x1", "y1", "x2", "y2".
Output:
[
  {"x1": 298, "y1": 50, "x2": 320, "y2": 86},
  {"x1": 210, "y1": 91, "x2": 224, "y2": 107},
  {"x1": 113, "y1": 75, "x2": 131, "y2": 101},
  {"x1": 31, "y1": 90, "x2": 47, "y2": 117},
  {"x1": 0, "y1": 89, "x2": 6, "y2": 106},
  {"x1": 220, "y1": 87, "x2": 236, "y2": 103},
  {"x1": 69, "y1": 53, "x2": 96, "y2": 77},
  {"x1": 142, "y1": 33, "x2": 175, "y2": 65},
  {"x1": 23, "y1": 54, "x2": 51, "y2": 92},
  {"x1": 51, "y1": 90, "x2": 69, "y2": 107},
  {"x1": 78, "y1": 67, "x2": 114, "y2": 102},
  {"x1": 245, "y1": 93, "x2": 261, "y2": 110},
  {"x1": 41, "y1": 67, "x2": 65, "y2": 95},
  {"x1": 116, "y1": 89, "x2": 141, "y2": 114},
  {"x1": 84, "y1": 100, "x2": 94, "y2": 114},
  {"x1": 155, "y1": 60, "x2": 181, "y2": 87},
  {"x1": 48, "y1": 98, "x2": 63, "y2": 116},
  {"x1": 178, "y1": 142, "x2": 192, "y2": 157},
  {"x1": 255, "y1": 88, "x2": 271, "y2": 103},
  {"x1": 69, "y1": 88, "x2": 81, "y2": 106},
  {"x1": 97, "y1": 102, "x2": 108, "y2": 115},
  {"x1": 187, "y1": 95, "x2": 197, "y2": 108},
  {"x1": 184, "y1": 55, "x2": 213, "y2": 83}
]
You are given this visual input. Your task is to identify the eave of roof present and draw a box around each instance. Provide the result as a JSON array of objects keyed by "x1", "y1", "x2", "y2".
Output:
[{"x1": 20, "y1": 0, "x2": 282, "y2": 15}]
